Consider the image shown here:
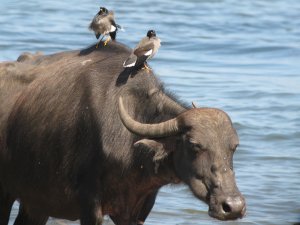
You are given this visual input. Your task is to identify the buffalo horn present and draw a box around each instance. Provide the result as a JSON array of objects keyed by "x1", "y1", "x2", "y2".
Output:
[{"x1": 118, "y1": 97, "x2": 180, "y2": 137}]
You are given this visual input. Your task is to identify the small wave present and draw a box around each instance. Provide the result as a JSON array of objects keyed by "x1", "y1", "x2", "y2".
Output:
[{"x1": 262, "y1": 133, "x2": 290, "y2": 141}]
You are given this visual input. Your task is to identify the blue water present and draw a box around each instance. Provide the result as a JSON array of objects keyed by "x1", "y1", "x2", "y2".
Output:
[{"x1": 1, "y1": 0, "x2": 300, "y2": 224}]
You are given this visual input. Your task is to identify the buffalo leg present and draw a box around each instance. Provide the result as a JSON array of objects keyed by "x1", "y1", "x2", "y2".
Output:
[
  {"x1": 79, "y1": 199, "x2": 103, "y2": 225},
  {"x1": 0, "y1": 201, "x2": 12, "y2": 225},
  {"x1": 109, "y1": 191, "x2": 158, "y2": 225},
  {"x1": 0, "y1": 188, "x2": 14, "y2": 225},
  {"x1": 109, "y1": 216, "x2": 132, "y2": 225},
  {"x1": 136, "y1": 191, "x2": 158, "y2": 225},
  {"x1": 13, "y1": 204, "x2": 48, "y2": 225}
]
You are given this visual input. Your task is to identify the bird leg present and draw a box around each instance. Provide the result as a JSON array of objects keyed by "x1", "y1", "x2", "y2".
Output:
[
  {"x1": 96, "y1": 36, "x2": 105, "y2": 49},
  {"x1": 142, "y1": 63, "x2": 151, "y2": 73},
  {"x1": 104, "y1": 36, "x2": 111, "y2": 46},
  {"x1": 96, "y1": 41, "x2": 100, "y2": 49}
]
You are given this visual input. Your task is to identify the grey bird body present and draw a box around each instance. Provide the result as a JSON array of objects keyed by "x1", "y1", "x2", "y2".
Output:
[
  {"x1": 123, "y1": 30, "x2": 161, "y2": 68},
  {"x1": 89, "y1": 7, "x2": 120, "y2": 45}
]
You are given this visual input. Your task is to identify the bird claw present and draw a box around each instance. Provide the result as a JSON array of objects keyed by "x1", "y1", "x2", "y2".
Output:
[
  {"x1": 142, "y1": 64, "x2": 151, "y2": 73},
  {"x1": 103, "y1": 37, "x2": 111, "y2": 46}
]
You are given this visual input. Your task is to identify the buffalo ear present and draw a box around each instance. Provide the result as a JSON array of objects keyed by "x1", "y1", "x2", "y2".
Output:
[{"x1": 134, "y1": 139, "x2": 169, "y2": 162}]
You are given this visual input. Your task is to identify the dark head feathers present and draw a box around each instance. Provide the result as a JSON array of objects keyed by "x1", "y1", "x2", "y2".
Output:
[
  {"x1": 98, "y1": 7, "x2": 108, "y2": 15},
  {"x1": 147, "y1": 30, "x2": 156, "y2": 38}
]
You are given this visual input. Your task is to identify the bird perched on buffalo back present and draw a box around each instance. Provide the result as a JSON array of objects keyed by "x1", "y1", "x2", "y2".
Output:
[
  {"x1": 89, "y1": 7, "x2": 121, "y2": 48},
  {"x1": 123, "y1": 30, "x2": 161, "y2": 72}
]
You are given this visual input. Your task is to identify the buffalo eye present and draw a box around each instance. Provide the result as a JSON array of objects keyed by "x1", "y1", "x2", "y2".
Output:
[
  {"x1": 188, "y1": 140, "x2": 204, "y2": 152},
  {"x1": 232, "y1": 143, "x2": 239, "y2": 152}
]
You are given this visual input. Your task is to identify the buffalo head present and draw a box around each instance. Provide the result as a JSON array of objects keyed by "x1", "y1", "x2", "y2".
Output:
[{"x1": 118, "y1": 97, "x2": 246, "y2": 220}]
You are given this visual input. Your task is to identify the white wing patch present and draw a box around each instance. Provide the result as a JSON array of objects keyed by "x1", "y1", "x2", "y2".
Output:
[
  {"x1": 123, "y1": 60, "x2": 136, "y2": 68},
  {"x1": 144, "y1": 49, "x2": 153, "y2": 56},
  {"x1": 110, "y1": 25, "x2": 116, "y2": 32}
]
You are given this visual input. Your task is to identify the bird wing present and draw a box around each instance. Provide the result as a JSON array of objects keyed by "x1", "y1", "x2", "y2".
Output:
[
  {"x1": 123, "y1": 53, "x2": 138, "y2": 67},
  {"x1": 109, "y1": 18, "x2": 118, "y2": 32},
  {"x1": 123, "y1": 38, "x2": 156, "y2": 68},
  {"x1": 133, "y1": 42, "x2": 155, "y2": 57},
  {"x1": 107, "y1": 11, "x2": 119, "y2": 33}
]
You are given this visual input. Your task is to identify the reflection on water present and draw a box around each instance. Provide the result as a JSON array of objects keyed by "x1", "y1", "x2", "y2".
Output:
[{"x1": 1, "y1": 0, "x2": 300, "y2": 224}]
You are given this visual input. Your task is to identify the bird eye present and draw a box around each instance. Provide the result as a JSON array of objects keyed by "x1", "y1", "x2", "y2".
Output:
[{"x1": 193, "y1": 143, "x2": 203, "y2": 151}]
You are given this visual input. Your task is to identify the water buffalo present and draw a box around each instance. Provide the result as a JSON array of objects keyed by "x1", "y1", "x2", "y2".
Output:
[{"x1": 0, "y1": 42, "x2": 246, "y2": 225}]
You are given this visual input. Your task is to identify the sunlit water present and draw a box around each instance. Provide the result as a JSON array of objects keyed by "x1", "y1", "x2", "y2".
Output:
[{"x1": 1, "y1": 0, "x2": 300, "y2": 224}]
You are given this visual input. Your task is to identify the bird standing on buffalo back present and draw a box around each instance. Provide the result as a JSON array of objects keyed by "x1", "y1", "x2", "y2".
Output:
[
  {"x1": 89, "y1": 7, "x2": 121, "y2": 48},
  {"x1": 123, "y1": 30, "x2": 161, "y2": 72}
]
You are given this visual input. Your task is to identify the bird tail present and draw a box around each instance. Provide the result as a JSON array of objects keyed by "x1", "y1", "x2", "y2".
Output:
[
  {"x1": 110, "y1": 31, "x2": 116, "y2": 40},
  {"x1": 116, "y1": 24, "x2": 125, "y2": 31}
]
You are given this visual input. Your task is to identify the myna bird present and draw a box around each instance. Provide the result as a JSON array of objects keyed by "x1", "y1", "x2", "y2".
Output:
[
  {"x1": 123, "y1": 30, "x2": 161, "y2": 71},
  {"x1": 89, "y1": 7, "x2": 121, "y2": 48}
]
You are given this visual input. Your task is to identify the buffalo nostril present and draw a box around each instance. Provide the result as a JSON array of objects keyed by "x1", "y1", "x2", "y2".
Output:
[
  {"x1": 222, "y1": 196, "x2": 246, "y2": 217},
  {"x1": 222, "y1": 202, "x2": 232, "y2": 213},
  {"x1": 209, "y1": 195, "x2": 246, "y2": 220}
]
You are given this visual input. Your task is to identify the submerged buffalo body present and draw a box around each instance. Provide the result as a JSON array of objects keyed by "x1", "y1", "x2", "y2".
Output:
[{"x1": 0, "y1": 42, "x2": 246, "y2": 225}]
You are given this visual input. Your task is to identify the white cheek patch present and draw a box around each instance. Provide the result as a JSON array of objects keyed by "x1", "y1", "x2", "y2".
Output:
[{"x1": 144, "y1": 49, "x2": 153, "y2": 56}]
